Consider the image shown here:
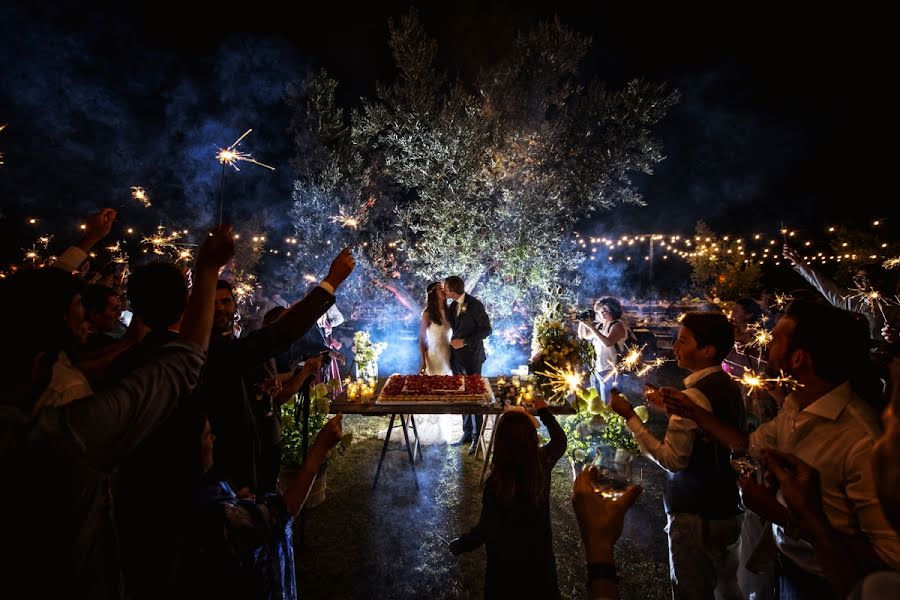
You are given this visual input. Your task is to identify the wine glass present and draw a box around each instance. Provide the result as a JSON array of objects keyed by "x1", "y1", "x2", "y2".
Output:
[
  {"x1": 590, "y1": 446, "x2": 633, "y2": 500},
  {"x1": 729, "y1": 443, "x2": 761, "y2": 479}
]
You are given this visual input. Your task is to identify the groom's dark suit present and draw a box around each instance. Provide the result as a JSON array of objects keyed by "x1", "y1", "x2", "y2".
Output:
[{"x1": 447, "y1": 293, "x2": 492, "y2": 439}]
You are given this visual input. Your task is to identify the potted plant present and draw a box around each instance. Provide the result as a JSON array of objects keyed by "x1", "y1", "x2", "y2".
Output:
[{"x1": 279, "y1": 380, "x2": 351, "y2": 508}]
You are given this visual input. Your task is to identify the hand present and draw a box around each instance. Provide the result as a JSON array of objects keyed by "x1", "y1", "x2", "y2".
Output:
[
  {"x1": 323, "y1": 248, "x2": 356, "y2": 290},
  {"x1": 660, "y1": 387, "x2": 700, "y2": 420},
  {"x1": 450, "y1": 339, "x2": 465, "y2": 349},
  {"x1": 609, "y1": 388, "x2": 635, "y2": 420},
  {"x1": 197, "y1": 224, "x2": 235, "y2": 268},
  {"x1": 80, "y1": 208, "x2": 117, "y2": 247},
  {"x1": 303, "y1": 355, "x2": 325, "y2": 373},
  {"x1": 533, "y1": 397, "x2": 548, "y2": 411},
  {"x1": 736, "y1": 473, "x2": 781, "y2": 520},
  {"x1": 762, "y1": 450, "x2": 827, "y2": 537},
  {"x1": 782, "y1": 244, "x2": 802, "y2": 266},
  {"x1": 644, "y1": 384, "x2": 665, "y2": 411},
  {"x1": 313, "y1": 414, "x2": 343, "y2": 451},
  {"x1": 882, "y1": 324, "x2": 898, "y2": 344},
  {"x1": 332, "y1": 351, "x2": 346, "y2": 365},
  {"x1": 572, "y1": 466, "x2": 641, "y2": 560}
]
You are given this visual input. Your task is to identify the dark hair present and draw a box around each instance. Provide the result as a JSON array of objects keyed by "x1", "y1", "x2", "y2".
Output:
[
  {"x1": 82, "y1": 284, "x2": 118, "y2": 316},
  {"x1": 128, "y1": 262, "x2": 188, "y2": 331},
  {"x1": 680, "y1": 312, "x2": 735, "y2": 363},
  {"x1": 443, "y1": 276, "x2": 465, "y2": 295},
  {"x1": 216, "y1": 279, "x2": 235, "y2": 300},
  {"x1": 735, "y1": 298, "x2": 763, "y2": 324},
  {"x1": 783, "y1": 300, "x2": 869, "y2": 384},
  {"x1": 484, "y1": 411, "x2": 544, "y2": 509},
  {"x1": 425, "y1": 282, "x2": 444, "y2": 326},
  {"x1": 595, "y1": 296, "x2": 623, "y2": 320}
]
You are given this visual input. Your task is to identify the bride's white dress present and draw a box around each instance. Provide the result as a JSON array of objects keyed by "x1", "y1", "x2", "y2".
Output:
[{"x1": 378, "y1": 319, "x2": 461, "y2": 445}]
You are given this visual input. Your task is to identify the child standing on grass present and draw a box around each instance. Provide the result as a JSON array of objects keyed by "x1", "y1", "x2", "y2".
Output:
[{"x1": 449, "y1": 397, "x2": 567, "y2": 599}]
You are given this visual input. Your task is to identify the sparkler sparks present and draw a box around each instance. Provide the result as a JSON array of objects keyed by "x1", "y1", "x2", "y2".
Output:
[
  {"x1": 773, "y1": 292, "x2": 793, "y2": 311},
  {"x1": 23, "y1": 245, "x2": 40, "y2": 265},
  {"x1": 37, "y1": 235, "x2": 53, "y2": 249},
  {"x1": 845, "y1": 282, "x2": 890, "y2": 322},
  {"x1": 732, "y1": 369, "x2": 803, "y2": 394},
  {"x1": 634, "y1": 357, "x2": 670, "y2": 378},
  {"x1": 130, "y1": 186, "x2": 151, "y2": 208},
  {"x1": 231, "y1": 273, "x2": 258, "y2": 305},
  {"x1": 534, "y1": 363, "x2": 584, "y2": 401},
  {"x1": 141, "y1": 226, "x2": 183, "y2": 256},
  {"x1": 884, "y1": 257, "x2": 900, "y2": 270},
  {"x1": 216, "y1": 129, "x2": 275, "y2": 172},
  {"x1": 330, "y1": 208, "x2": 360, "y2": 229}
]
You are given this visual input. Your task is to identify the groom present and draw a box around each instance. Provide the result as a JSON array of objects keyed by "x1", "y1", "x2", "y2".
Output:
[{"x1": 443, "y1": 276, "x2": 492, "y2": 455}]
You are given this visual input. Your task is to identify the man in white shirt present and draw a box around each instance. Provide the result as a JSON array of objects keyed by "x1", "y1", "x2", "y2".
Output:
[
  {"x1": 611, "y1": 312, "x2": 745, "y2": 599},
  {"x1": 663, "y1": 300, "x2": 900, "y2": 599}
]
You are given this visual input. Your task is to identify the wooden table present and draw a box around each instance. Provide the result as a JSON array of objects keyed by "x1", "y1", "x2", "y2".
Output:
[{"x1": 328, "y1": 377, "x2": 575, "y2": 489}]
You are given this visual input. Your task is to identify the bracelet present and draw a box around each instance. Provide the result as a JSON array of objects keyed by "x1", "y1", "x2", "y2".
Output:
[{"x1": 586, "y1": 561, "x2": 619, "y2": 582}]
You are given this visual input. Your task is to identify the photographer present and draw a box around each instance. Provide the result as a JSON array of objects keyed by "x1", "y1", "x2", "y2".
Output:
[{"x1": 576, "y1": 297, "x2": 628, "y2": 404}]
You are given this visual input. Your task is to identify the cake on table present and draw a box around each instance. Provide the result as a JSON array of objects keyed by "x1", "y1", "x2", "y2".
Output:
[{"x1": 376, "y1": 374, "x2": 494, "y2": 404}]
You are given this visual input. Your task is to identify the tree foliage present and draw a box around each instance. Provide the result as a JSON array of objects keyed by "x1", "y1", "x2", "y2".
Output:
[
  {"x1": 285, "y1": 9, "x2": 678, "y2": 330},
  {"x1": 686, "y1": 221, "x2": 762, "y2": 301}
]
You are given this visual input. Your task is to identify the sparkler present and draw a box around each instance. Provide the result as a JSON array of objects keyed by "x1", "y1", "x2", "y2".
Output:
[
  {"x1": 884, "y1": 257, "x2": 900, "y2": 270},
  {"x1": 534, "y1": 363, "x2": 584, "y2": 401},
  {"x1": 772, "y1": 292, "x2": 793, "y2": 311},
  {"x1": 141, "y1": 225, "x2": 183, "y2": 256},
  {"x1": 732, "y1": 369, "x2": 803, "y2": 394},
  {"x1": 37, "y1": 235, "x2": 53, "y2": 249},
  {"x1": 215, "y1": 129, "x2": 275, "y2": 225},
  {"x1": 23, "y1": 245, "x2": 40, "y2": 265},
  {"x1": 231, "y1": 273, "x2": 258, "y2": 305},
  {"x1": 330, "y1": 208, "x2": 361, "y2": 230},
  {"x1": 634, "y1": 357, "x2": 670, "y2": 378},
  {"x1": 844, "y1": 281, "x2": 890, "y2": 323},
  {"x1": 130, "y1": 186, "x2": 151, "y2": 208}
]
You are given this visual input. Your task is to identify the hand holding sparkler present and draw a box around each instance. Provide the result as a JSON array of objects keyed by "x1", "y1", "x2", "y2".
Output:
[
  {"x1": 608, "y1": 388, "x2": 636, "y2": 421},
  {"x1": 322, "y1": 247, "x2": 356, "y2": 291},
  {"x1": 197, "y1": 224, "x2": 236, "y2": 269},
  {"x1": 78, "y1": 208, "x2": 117, "y2": 253},
  {"x1": 782, "y1": 243, "x2": 802, "y2": 267}
]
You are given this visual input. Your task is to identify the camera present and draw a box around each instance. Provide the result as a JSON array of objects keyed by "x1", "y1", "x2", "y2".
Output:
[{"x1": 576, "y1": 308, "x2": 596, "y2": 321}]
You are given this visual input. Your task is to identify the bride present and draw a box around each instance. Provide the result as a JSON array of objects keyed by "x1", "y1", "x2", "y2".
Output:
[
  {"x1": 420, "y1": 281, "x2": 453, "y2": 375},
  {"x1": 379, "y1": 282, "x2": 460, "y2": 445}
]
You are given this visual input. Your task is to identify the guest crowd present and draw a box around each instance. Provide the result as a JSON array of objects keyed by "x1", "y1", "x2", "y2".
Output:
[{"x1": 1, "y1": 207, "x2": 899, "y2": 600}]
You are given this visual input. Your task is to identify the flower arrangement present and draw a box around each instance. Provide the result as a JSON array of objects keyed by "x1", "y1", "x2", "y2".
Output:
[
  {"x1": 560, "y1": 387, "x2": 649, "y2": 465},
  {"x1": 528, "y1": 287, "x2": 593, "y2": 403},
  {"x1": 351, "y1": 330, "x2": 387, "y2": 381}
]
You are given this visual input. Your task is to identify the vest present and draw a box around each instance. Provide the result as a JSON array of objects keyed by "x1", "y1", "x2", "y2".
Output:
[{"x1": 663, "y1": 369, "x2": 746, "y2": 518}]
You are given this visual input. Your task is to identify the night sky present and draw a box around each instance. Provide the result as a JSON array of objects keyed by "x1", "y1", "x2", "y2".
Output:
[{"x1": 0, "y1": 1, "x2": 891, "y2": 264}]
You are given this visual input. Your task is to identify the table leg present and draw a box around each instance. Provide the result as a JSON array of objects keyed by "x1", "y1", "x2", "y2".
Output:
[
  {"x1": 372, "y1": 413, "x2": 396, "y2": 490},
  {"x1": 398, "y1": 415, "x2": 420, "y2": 490},
  {"x1": 480, "y1": 415, "x2": 498, "y2": 485},
  {"x1": 407, "y1": 415, "x2": 424, "y2": 462}
]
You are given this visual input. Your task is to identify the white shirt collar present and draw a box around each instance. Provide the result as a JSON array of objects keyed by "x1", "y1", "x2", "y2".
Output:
[
  {"x1": 683, "y1": 365, "x2": 723, "y2": 387},
  {"x1": 457, "y1": 293, "x2": 466, "y2": 305},
  {"x1": 797, "y1": 380, "x2": 855, "y2": 421}
]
